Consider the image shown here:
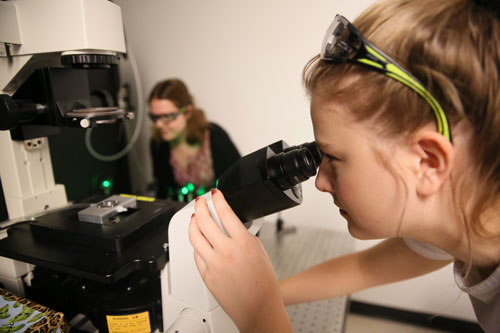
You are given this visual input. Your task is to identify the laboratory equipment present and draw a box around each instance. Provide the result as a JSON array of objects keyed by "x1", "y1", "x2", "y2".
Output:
[
  {"x1": 0, "y1": 0, "x2": 127, "y2": 315},
  {"x1": 0, "y1": 1, "x2": 323, "y2": 331}
]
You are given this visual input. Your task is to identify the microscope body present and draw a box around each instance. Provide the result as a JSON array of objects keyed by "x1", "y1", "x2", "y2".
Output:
[
  {"x1": 161, "y1": 193, "x2": 242, "y2": 332},
  {"x1": 0, "y1": 0, "x2": 126, "y2": 219},
  {"x1": 0, "y1": 0, "x2": 126, "y2": 296}
]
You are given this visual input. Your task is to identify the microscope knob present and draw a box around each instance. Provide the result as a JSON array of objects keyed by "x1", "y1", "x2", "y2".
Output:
[
  {"x1": 61, "y1": 53, "x2": 118, "y2": 69},
  {"x1": 0, "y1": 94, "x2": 45, "y2": 130}
]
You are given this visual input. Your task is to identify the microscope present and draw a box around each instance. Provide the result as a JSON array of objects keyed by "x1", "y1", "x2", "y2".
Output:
[
  {"x1": 0, "y1": 1, "x2": 322, "y2": 332},
  {"x1": 0, "y1": 0, "x2": 128, "y2": 295}
]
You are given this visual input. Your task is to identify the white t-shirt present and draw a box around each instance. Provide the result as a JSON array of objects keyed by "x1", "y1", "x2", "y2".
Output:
[{"x1": 404, "y1": 238, "x2": 500, "y2": 332}]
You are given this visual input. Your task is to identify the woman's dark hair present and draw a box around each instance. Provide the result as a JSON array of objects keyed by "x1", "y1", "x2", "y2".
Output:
[{"x1": 149, "y1": 78, "x2": 209, "y2": 144}]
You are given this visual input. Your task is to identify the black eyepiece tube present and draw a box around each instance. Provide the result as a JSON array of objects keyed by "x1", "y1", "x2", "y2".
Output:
[
  {"x1": 283, "y1": 141, "x2": 323, "y2": 168},
  {"x1": 267, "y1": 148, "x2": 315, "y2": 190},
  {"x1": 217, "y1": 140, "x2": 322, "y2": 222},
  {"x1": 267, "y1": 141, "x2": 323, "y2": 191}
]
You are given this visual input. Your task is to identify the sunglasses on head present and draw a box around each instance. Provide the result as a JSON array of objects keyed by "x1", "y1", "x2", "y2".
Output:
[
  {"x1": 149, "y1": 106, "x2": 187, "y2": 123},
  {"x1": 321, "y1": 14, "x2": 452, "y2": 142}
]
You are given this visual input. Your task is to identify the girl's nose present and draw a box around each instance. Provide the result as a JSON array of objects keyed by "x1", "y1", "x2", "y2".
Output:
[{"x1": 315, "y1": 160, "x2": 334, "y2": 194}]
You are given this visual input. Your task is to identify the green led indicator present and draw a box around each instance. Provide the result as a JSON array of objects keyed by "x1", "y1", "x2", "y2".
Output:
[
  {"x1": 215, "y1": 179, "x2": 219, "y2": 188},
  {"x1": 186, "y1": 182, "x2": 195, "y2": 192},
  {"x1": 100, "y1": 178, "x2": 113, "y2": 195},
  {"x1": 180, "y1": 186, "x2": 189, "y2": 195}
]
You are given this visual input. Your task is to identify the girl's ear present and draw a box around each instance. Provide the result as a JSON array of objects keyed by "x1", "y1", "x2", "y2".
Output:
[{"x1": 411, "y1": 131, "x2": 454, "y2": 197}]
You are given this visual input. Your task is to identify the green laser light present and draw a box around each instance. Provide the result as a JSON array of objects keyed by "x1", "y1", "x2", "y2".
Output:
[{"x1": 180, "y1": 186, "x2": 189, "y2": 195}]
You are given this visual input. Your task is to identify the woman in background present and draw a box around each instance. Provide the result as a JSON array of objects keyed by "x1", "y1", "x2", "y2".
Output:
[{"x1": 149, "y1": 78, "x2": 240, "y2": 201}]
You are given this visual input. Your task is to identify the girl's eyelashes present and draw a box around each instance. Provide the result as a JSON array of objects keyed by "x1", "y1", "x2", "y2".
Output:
[
  {"x1": 322, "y1": 153, "x2": 338, "y2": 162},
  {"x1": 318, "y1": 146, "x2": 341, "y2": 162}
]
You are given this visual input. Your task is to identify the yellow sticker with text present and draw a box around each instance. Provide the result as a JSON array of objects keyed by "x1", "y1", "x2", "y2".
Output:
[{"x1": 106, "y1": 311, "x2": 151, "y2": 333}]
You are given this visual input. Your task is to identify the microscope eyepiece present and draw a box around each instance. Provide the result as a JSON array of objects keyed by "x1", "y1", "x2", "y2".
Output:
[
  {"x1": 267, "y1": 141, "x2": 322, "y2": 190},
  {"x1": 217, "y1": 140, "x2": 322, "y2": 222},
  {"x1": 285, "y1": 141, "x2": 323, "y2": 167}
]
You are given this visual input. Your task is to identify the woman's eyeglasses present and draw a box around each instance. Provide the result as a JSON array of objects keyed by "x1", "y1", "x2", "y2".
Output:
[
  {"x1": 149, "y1": 106, "x2": 187, "y2": 123},
  {"x1": 321, "y1": 14, "x2": 452, "y2": 142}
]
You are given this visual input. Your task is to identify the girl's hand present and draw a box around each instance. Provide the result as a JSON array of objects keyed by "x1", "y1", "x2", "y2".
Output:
[{"x1": 189, "y1": 189, "x2": 293, "y2": 333}]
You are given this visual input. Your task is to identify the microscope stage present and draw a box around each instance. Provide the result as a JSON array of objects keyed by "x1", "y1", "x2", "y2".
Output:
[{"x1": 0, "y1": 199, "x2": 184, "y2": 283}]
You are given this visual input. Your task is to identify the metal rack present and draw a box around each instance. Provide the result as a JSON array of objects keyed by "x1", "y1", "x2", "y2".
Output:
[{"x1": 259, "y1": 222, "x2": 353, "y2": 333}]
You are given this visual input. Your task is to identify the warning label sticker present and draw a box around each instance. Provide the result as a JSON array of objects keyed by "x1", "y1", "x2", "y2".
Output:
[{"x1": 106, "y1": 311, "x2": 152, "y2": 333}]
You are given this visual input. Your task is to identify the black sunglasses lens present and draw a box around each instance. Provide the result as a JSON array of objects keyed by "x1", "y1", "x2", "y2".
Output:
[
  {"x1": 149, "y1": 113, "x2": 178, "y2": 122},
  {"x1": 322, "y1": 15, "x2": 362, "y2": 60}
]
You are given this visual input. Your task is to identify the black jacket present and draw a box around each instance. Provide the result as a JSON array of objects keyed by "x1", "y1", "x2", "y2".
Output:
[{"x1": 150, "y1": 123, "x2": 241, "y2": 199}]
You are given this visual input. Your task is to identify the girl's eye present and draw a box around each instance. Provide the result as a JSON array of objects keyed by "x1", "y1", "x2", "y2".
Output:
[{"x1": 323, "y1": 154, "x2": 337, "y2": 162}]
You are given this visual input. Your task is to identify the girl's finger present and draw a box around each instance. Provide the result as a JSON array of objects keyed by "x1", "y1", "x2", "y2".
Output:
[
  {"x1": 194, "y1": 196, "x2": 228, "y2": 248},
  {"x1": 193, "y1": 251, "x2": 207, "y2": 275},
  {"x1": 211, "y1": 189, "x2": 249, "y2": 239},
  {"x1": 189, "y1": 214, "x2": 215, "y2": 263}
]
